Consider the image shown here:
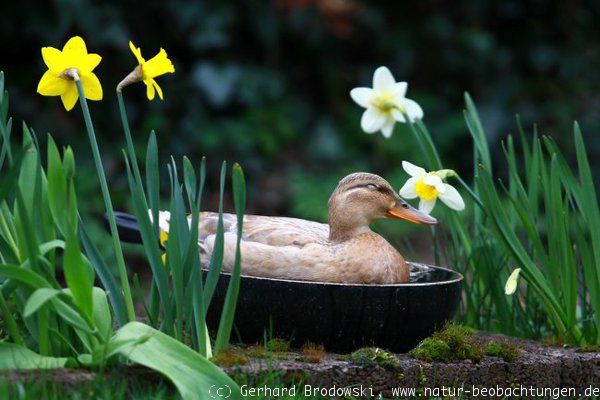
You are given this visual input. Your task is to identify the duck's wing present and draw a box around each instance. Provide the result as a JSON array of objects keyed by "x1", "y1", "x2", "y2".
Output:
[{"x1": 196, "y1": 212, "x2": 329, "y2": 247}]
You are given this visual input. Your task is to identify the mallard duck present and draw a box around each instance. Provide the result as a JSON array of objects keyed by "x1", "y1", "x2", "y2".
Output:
[{"x1": 160, "y1": 172, "x2": 436, "y2": 284}]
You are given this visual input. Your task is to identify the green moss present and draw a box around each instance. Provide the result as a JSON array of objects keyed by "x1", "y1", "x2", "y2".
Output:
[
  {"x1": 409, "y1": 337, "x2": 453, "y2": 362},
  {"x1": 485, "y1": 341, "x2": 521, "y2": 362},
  {"x1": 211, "y1": 347, "x2": 248, "y2": 367},
  {"x1": 245, "y1": 340, "x2": 293, "y2": 360},
  {"x1": 349, "y1": 347, "x2": 399, "y2": 370},
  {"x1": 409, "y1": 324, "x2": 484, "y2": 363},
  {"x1": 266, "y1": 338, "x2": 291, "y2": 352},
  {"x1": 577, "y1": 344, "x2": 600, "y2": 352}
]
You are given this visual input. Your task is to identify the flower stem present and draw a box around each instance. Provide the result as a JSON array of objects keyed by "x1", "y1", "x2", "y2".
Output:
[
  {"x1": 116, "y1": 91, "x2": 143, "y2": 184},
  {"x1": 74, "y1": 79, "x2": 136, "y2": 322}
]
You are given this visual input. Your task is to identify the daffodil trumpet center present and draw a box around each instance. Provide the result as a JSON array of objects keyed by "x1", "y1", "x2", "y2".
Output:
[
  {"x1": 116, "y1": 65, "x2": 144, "y2": 92},
  {"x1": 415, "y1": 177, "x2": 439, "y2": 201},
  {"x1": 371, "y1": 93, "x2": 406, "y2": 117}
]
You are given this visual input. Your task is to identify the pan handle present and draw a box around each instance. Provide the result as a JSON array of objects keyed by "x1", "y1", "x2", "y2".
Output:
[{"x1": 103, "y1": 212, "x2": 143, "y2": 244}]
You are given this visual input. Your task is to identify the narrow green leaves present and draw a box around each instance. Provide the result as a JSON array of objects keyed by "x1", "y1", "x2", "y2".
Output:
[{"x1": 215, "y1": 164, "x2": 246, "y2": 353}]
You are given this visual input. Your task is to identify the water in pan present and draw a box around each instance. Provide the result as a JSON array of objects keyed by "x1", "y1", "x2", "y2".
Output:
[{"x1": 408, "y1": 262, "x2": 455, "y2": 283}]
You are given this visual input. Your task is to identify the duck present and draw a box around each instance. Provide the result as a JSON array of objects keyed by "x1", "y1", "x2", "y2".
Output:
[{"x1": 160, "y1": 172, "x2": 437, "y2": 284}]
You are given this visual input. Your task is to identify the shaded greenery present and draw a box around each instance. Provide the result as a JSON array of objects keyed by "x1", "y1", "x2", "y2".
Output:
[{"x1": 1, "y1": 0, "x2": 597, "y2": 230}]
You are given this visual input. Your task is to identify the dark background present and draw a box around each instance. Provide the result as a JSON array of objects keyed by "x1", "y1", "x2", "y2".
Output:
[{"x1": 1, "y1": 0, "x2": 598, "y2": 262}]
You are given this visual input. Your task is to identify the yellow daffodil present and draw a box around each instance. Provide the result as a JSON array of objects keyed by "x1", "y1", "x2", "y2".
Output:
[
  {"x1": 120, "y1": 41, "x2": 175, "y2": 100},
  {"x1": 399, "y1": 161, "x2": 464, "y2": 214},
  {"x1": 350, "y1": 66, "x2": 423, "y2": 138},
  {"x1": 505, "y1": 268, "x2": 522, "y2": 295},
  {"x1": 37, "y1": 36, "x2": 103, "y2": 111}
]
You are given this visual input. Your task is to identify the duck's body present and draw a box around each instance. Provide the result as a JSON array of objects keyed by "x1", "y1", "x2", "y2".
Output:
[
  {"x1": 188, "y1": 172, "x2": 437, "y2": 284},
  {"x1": 198, "y1": 213, "x2": 407, "y2": 284}
]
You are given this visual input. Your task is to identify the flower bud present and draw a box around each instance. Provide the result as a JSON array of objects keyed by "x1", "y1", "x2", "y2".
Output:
[
  {"x1": 434, "y1": 169, "x2": 457, "y2": 179},
  {"x1": 63, "y1": 146, "x2": 76, "y2": 180}
]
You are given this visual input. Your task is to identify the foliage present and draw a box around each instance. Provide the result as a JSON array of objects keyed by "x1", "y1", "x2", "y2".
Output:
[
  {"x1": 406, "y1": 94, "x2": 599, "y2": 346},
  {"x1": 0, "y1": 71, "x2": 244, "y2": 400},
  {"x1": 349, "y1": 347, "x2": 399, "y2": 370},
  {"x1": 3, "y1": 1, "x2": 598, "y2": 243}
]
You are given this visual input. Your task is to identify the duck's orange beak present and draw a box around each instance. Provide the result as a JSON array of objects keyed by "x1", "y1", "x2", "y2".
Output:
[{"x1": 386, "y1": 200, "x2": 438, "y2": 225}]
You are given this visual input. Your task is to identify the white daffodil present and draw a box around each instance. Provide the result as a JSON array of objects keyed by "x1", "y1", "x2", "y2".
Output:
[
  {"x1": 399, "y1": 161, "x2": 465, "y2": 214},
  {"x1": 505, "y1": 268, "x2": 522, "y2": 295},
  {"x1": 350, "y1": 66, "x2": 423, "y2": 138}
]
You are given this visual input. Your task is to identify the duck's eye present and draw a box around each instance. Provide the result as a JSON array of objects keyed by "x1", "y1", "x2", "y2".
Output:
[{"x1": 366, "y1": 184, "x2": 377, "y2": 190}]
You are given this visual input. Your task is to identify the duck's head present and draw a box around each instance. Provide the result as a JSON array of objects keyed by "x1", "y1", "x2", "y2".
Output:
[{"x1": 328, "y1": 172, "x2": 437, "y2": 241}]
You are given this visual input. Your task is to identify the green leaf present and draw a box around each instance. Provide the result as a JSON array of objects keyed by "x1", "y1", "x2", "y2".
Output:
[
  {"x1": 39, "y1": 239, "x2": 65, "y2": 256},
  {"x1": 464, "y1": 92, "x2": 492, "y2": 171},
  {"x1": 23, "y1": 287, "x2": 62, "y2": 318},
  {"x1": 0, "y1": 264, "x2": 51, "y2": 289},
  {"x1": 112, "y1": 322, "x2": 241, "y2": 400},
  {"x1": 92, "y1": 287, "x2": 113, "y2": 342},
  {"x1": 0, "y1": 144, "x2": 29, "y2": 203},
  {"x1": 203, "y1": 161, "x2": 227, "y2": 309},
  {"x1": 215, "y1": 164, "x2": 246, "y2": 353},
  {"x1": 63, "y1": 229, "x2": 94, "y2": 319},
  {"x1": 124, "y1": 154, "x2": 172, "y2": 329},
  {"x1": 0, "y1": 343, "x2": 75, "y2": 370},
  {"x1": 46, "y1": 135, "x2": 68, "y2": 236},
  {"x1": 79, "y1": 221, "x2": 128, "y2": 327},
  {"x1": 146, "y1": 131, "x2": 160, "y2": 237}
]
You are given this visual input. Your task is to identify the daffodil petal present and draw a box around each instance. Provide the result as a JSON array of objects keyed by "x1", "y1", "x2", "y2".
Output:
[
  {"x1": 60, "y1": 86, "x2": 79, "y2": 111},
  {"x1": 82, "y1": 54, "x2": 102, "y2": 72},
  {"x1": 152, "y1": 79, "x2": 164, "y2": 100},
  {"x1": 62, "y1": 36, "x2": 87, "y2": 58},
  {"x1": 392, "y1": 81, "x2": 407, "y2": 98},
  {"x1": 41, "y1": 47, "x2": 64, "y2": 71},
  {"x1": 399, "y1": 177, "x2": 418, "y2": 199},
  {"x1": 400, "y1": 98, "x2": 424, "y2": 121},
  {"x1": 350, "y1": 87, "x2": 375, "y2": 108},
  {"x1": 145, "y1": 80, "x2": 155, "y2": 100},
  {"x1": 402, "y1": 161, "x2": 426, "y2": 177},
  {"x1": 439, "y1": 183, "x2": 465, "y2": 211},
  {"x1": 80, "y1": 73, "x2": 103, "y2": 101},
  {"x1": 391, "y1": 109, "x2": 406, "y2": 123},
  {"x1": 372, "y1": 66, "x2": 395, "y2": 91},
  {"x1": 129, "y1": 41, "x2": 145, "y2": 65},
  {"x1": 423, "y1": 175, "x2": 446, "y2": 193},
  {"x1": 157, "y1": 211, "x2": 171, "y2": 233},
  {"x1": 380, "y1": 119, "x2": 395, "y2": 138},
  {"x1": 419, "y1": 199, "x2": 436, "y2": 215},
  {"x1": 37, "y1": 70, "x2": 68, "y2": 96},
  {"x1": 360, "y1": 108, "x2": 386, "y2": 133}
]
